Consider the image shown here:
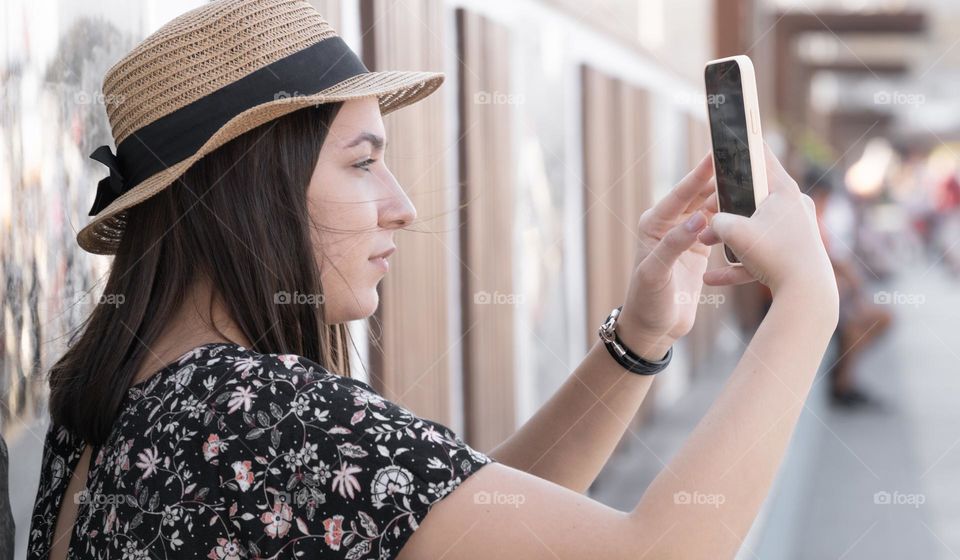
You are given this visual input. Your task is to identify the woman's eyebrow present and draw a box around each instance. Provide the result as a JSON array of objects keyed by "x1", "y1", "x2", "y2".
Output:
[{"x1": 343, "y1": 131, "x2": 387, "y2": 151}]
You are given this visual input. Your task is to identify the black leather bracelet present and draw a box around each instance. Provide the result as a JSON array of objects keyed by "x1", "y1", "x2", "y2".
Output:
[{"x1": 598, "y1": 306, "x2": 673, "y2": 375}]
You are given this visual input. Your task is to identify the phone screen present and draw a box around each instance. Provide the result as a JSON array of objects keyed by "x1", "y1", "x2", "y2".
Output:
[{"x1": 705, "y1": 60, "x2": 755, "y2": 263}]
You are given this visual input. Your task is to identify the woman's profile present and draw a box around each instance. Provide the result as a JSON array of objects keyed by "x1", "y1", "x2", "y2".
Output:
[{"x1": 27, "y1": 0, "x2": 840, "y2": 559}]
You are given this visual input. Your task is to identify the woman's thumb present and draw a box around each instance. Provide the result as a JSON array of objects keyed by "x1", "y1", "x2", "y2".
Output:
[{"x1": 708, "y1": 212, "x2": 751, "y2": 251}]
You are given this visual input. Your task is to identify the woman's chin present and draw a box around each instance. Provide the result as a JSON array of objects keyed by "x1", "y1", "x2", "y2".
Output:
[{"x1": 326, "y1": 292, "x2": 379, "y2": 324}]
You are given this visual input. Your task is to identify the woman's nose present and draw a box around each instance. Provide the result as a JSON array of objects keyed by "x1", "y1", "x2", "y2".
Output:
[{"x1": 379, "y1": 171, "x2": 417, "y2": 229}]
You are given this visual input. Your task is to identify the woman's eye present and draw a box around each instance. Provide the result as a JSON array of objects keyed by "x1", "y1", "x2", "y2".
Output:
[{"x1": 354, "y1": 158, "x2": 377, "y2": 172}]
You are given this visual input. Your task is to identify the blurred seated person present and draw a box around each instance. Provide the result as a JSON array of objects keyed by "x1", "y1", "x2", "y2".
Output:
[{"x1": 805, "y1": 166, "x2": 893, "y2": 408}]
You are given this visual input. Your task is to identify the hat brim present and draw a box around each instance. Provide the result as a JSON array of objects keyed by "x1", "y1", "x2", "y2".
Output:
[{"x1": 76, "y1": 70, "x2": 444, "y2": 255}]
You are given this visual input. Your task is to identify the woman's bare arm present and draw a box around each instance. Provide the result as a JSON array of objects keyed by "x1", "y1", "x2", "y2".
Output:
[
  {"x1": 486, "y1": 338, "x2": 661, "y2": 494},
  {"x1": 397, "y1": 280, "x2": 836, "y2": 560},
  {"x1": 630, "y1": 284, "x2": 837, "y2": 557},
  {"x1": 397, "y1": 144, "x2": 838, "y2": 560}
]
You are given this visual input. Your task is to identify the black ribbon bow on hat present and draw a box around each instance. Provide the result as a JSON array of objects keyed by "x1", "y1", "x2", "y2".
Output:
[{"x1": 88, "y1": 144, "x2": 126, "y2": 216}]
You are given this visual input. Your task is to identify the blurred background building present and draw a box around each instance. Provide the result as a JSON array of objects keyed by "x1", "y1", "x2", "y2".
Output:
[{"x1": 3, "y1": 0, "x2": 960, "y2": 558}]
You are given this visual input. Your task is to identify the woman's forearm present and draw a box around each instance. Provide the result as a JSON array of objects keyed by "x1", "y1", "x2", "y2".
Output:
[
  {"x1": 487, "y1": 335, "x2": 671, "y2": 494},
  {"x1": 629, "y1": 286, "x2": 838, "y2": 559}
]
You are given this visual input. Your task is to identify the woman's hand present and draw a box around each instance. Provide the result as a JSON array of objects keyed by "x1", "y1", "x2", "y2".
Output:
[
  {"x1": 616, "y1": 152, "x2": 718, "y2": 360},
  {"x1": 698, "y1": 143, "x2": 838, "y2": 305}
]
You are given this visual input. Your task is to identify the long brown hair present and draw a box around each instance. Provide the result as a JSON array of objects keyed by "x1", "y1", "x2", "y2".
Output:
[{"x1": 49, "y1": 102, "x2": 352, "y2": 445}]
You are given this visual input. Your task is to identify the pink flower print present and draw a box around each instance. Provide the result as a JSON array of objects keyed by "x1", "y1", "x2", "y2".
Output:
[
  {"x1": 227, "y1": 386, "x2": 256, "y2": 413},
  {"x1": 260, "y1": 501, "x2": 293, "y2": 539},
  {"x1": 135, "y1": 446, "x2": 160, "y2": 479},
  {"x1": 277, "y1": 354, "x2": 300, "y2": 369},
  {"x1": 203, "y1": 434, "x2": 225, "y2": 461},
  {"x1": 232, "y1": 356, "x2": 260, "y2": 378},
  {"x1": 207, "y1": 537, "x2": 243, "y2": 560},
  {"x1": 331, "y1": 462, "x2": 363, "y2": 500},
  {"x1": 231, "y1": 460, "x2": 255, "y2": 491},
  {"x1": 104, "y1": 505, "x2": 116, "y2": 534},
  {"x1": 323, "y1": 515, "x2": 344, "y2": 550}
]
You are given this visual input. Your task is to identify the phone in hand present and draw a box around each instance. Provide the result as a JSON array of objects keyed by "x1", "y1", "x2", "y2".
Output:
[{"x1": 703, "y1": 54, "x2": 769, "y2": 266}]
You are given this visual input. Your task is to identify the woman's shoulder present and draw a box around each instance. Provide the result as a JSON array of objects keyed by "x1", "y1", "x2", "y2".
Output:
[{"x1": 144, "y1": 341, "x2": 497, "y2": 558}]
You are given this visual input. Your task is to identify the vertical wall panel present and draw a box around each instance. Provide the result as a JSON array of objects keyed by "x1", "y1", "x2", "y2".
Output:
[
  {"x1": 360, "y1": 0, "x2": 452, "y2": 424},
  {"x1": 308, "y1": 0, "x2": 342, "y2": 29},
  {"x1": 455, "y1": 8, "x2": 517, "y2": 452},
  {"x1": 581, "y1": 66, "x2": 652, "y2": 349},
  {"x1": 581, "y1": 66, "x2": 655, "y2": 431}
]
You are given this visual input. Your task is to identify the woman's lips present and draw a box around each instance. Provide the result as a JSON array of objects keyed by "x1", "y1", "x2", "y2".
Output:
[
  {"x1": 369, "y1": 247, "x2": 395, "y2": 273},
  {"x1": 369, "y1": 256, "x2": 389, "y2": 272}
]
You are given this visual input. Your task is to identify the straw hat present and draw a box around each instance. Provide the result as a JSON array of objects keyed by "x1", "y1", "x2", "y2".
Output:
[{"x1": 78, "y1": 0, "x2": 445, "y2": 255}]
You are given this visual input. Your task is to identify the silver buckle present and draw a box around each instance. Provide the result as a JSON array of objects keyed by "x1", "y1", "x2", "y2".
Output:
[{"x1": 598, "y1": 306, "x2": 621, "y2": 344}]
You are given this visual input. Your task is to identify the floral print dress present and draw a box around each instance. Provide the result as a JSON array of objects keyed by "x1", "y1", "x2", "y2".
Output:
[{"x1": 27, "y1": 342, "x2": 496, "y2": 559}]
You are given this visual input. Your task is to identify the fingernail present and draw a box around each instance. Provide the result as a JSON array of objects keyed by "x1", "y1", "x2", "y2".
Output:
[{"x1": 684, "y1": 211, "x2": 706, "y2": 232}]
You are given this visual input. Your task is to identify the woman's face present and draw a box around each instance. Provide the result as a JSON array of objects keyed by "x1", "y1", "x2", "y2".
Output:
[{"x1": 307, "y1": 97, "x2": 416, "y2": 324}]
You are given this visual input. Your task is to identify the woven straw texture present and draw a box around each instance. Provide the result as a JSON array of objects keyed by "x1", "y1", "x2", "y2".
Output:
[{"x1": 78, "y1": 0, "x2": 445, "y2": 255}]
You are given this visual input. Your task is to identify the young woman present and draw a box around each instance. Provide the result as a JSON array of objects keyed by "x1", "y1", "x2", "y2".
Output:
[{"x1": 28, "y1": 1, "x2": 839, "y2": 559}]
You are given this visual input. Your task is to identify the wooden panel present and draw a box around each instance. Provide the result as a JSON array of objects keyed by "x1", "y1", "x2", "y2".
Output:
[
  {"x1": 308, "y1": 0, "x2": 342, "y2": 29},
  {"x1": 360, "y1": 0, "x2": 453, "y2": 424},
  {"x1": 581, "y1": 67, "x2": 656, "y2": 431},
  {"x1": 456, "y1": 9, "x2": 517, "y2": 452},
  {"x1": 580, "y1": 66, "x2": 652, "y2": 349}
]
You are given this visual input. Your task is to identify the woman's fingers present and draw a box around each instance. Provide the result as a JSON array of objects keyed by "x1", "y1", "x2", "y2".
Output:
[
  {"x1": 699, "y1": 191, "x2": 718, "y2": 217},
  {"x1": 649, "y1": 152, "x2": 714, "y2": 223},
  {"x1": 703, "y1": 265, "x2": 756, "y2": 286},
  {"x1": 698, "y1": 225, "x2": 720, "y2": 246},
  {"x1": 683, "y1": 176, "x2": 717, "y2": 215},
  {"x1": 639, "y1": 210, "x2": 708, "y2": 287}
]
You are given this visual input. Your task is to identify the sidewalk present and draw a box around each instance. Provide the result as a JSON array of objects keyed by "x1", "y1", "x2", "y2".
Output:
[{"x1": 793, "y1": 262, "x2": 960, "y2": 559}]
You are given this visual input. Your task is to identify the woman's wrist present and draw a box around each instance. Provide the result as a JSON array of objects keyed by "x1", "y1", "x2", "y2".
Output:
[
  {"x1": 770, "y1": 281, "x2": 840, "y2": 331},
  {"x1": 612, "y1": 314, "x2": 675, "y2": 362}
]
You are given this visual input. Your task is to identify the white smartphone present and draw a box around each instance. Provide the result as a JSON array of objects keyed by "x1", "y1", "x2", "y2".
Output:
[{"x1": 703, "y1": 54, "x2": 768, "y2": 266}]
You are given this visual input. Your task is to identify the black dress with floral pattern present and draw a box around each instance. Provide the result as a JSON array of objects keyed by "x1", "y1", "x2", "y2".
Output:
[{"x1": 27, "y1": 342, "x2": 496, "y2": 559}]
